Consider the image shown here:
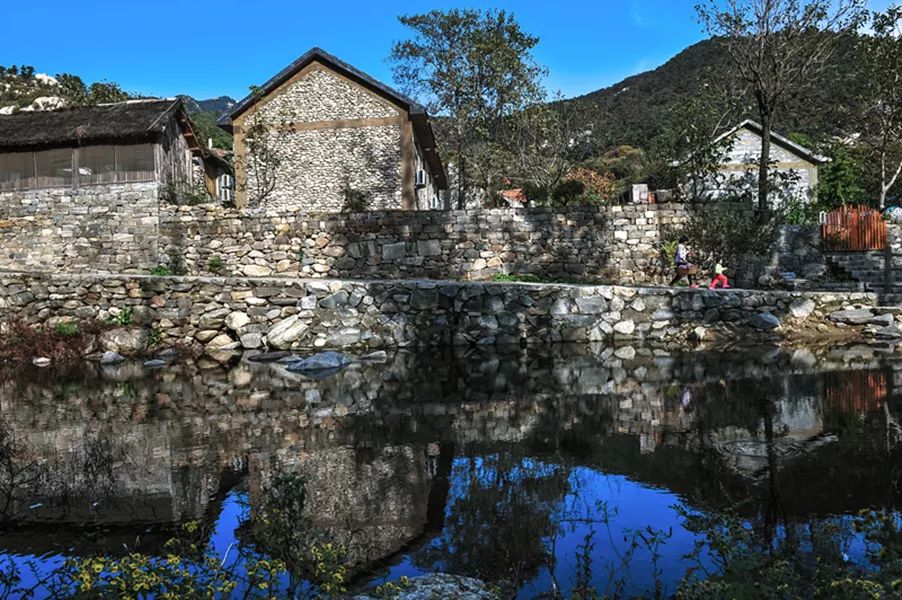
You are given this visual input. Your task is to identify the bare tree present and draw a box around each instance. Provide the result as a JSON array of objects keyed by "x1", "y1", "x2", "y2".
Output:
[
  {"x1": 697, "y1": 0, "x2": 866, "y2": 214},
  {"x1": 504, "y1": 98, "x2": 577, "y2": 202},
  {"x1": 238, "y1": 111, "x2": 281, "y2": 207},
  {"x1": 860, "y1": 6, "x2": 902, "y2": 208}
]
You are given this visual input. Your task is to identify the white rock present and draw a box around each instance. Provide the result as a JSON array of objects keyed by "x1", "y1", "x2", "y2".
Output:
[
  {"x1": 225, "y1": 311, "x2": 251, "y2": 331},
  {"x1": 266, "y1": 315, "x2": 307, "y2": 349},
  {"x1": 613, "y1": 320, "x2": 635, "y2": 335},
  {"x1": 206, "y1": 333, "x2": 238, "y2": 351}
]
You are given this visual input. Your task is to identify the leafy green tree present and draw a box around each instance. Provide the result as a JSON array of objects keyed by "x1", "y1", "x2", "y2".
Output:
[
  {"x1": 697, "y1": 0, "x2": 866, "y2": 214},
  {"x1": 391, "y1": 9, "x2": 546, "y2": 207},
  {"x1": 817, "y1": 142, "x2": 870, "y2": 208},
  {"x1": 644, "y1": 80, "x2": 745, "y2": 196}
]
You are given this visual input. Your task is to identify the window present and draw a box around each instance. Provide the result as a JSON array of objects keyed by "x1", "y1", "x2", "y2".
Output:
[
  {"x1": 0, "y1": 152, "x2": 35, "y2": 191},
  {"x1": 78, "y1": 145, "x2": 116, "y2": 185},
  {"x1": 115, "y1": 144, "x2": 155, "y2": 182},
  {"x1": 0, "y1": 142, "x2": 157, "y2": 191},
  {"x1": 34, "y1": 148, "x2": 74, "y2": 188}
]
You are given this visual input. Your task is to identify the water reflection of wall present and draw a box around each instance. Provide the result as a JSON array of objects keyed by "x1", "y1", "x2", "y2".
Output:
[{"x1": 0, "y1": 344, "x2": 900, "y2": 558}]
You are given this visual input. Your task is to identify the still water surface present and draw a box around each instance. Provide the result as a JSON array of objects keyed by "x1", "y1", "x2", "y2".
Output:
[{"x1": 0, "y1": 343, "x2": 900, "y2": 597}]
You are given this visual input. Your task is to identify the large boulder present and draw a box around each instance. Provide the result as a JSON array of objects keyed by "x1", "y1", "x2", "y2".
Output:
[
  {"x1": 829, "y1": 308, "x2": 874, "y2": 325},
  {"x1": 266, "y1": 315, "x2": 307, "y2": 349},
  {"x1": 748, "y1": 312, "x2": 780, "y2": 330},
  {"x1": 99, "y1": 327, "x2": 149, "y2": 356}
]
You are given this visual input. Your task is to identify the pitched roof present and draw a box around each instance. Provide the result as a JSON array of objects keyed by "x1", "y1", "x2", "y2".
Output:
[
  {"x1": 0, "y1": 99, "x2": 184, "y2": 151},
  {"x1": 712, "y1": 119, "x2": 830, "y2": 165},
  {"x1": 218, "y1": 47, "x2": 426, "y2": 128},
  {"x1": 218, "y1": 47, "x2": 446, "y2": 189}
]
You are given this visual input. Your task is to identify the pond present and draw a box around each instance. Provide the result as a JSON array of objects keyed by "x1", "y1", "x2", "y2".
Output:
[{"x1": 0, "y1": 342, "x2": 900, "y2": 598}]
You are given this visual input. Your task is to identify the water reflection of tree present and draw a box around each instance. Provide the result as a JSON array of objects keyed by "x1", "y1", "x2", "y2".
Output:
[
  {"x1": 0, "y1": 417, "x2": 127, "y2": 523},
  {"x1": 411, "y1": 449, "x2": 570, "y2": 590}
]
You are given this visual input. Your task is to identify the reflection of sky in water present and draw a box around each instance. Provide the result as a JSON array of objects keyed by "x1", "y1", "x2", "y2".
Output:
[
  {"x1": 0, "y1": 349, "x2": 900, "y2": 597},
  {"x1": 368, "y1": 461, "x2": 714, "y2": 598}
]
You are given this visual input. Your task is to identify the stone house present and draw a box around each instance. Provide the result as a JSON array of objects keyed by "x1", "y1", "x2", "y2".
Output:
[
  {"x1": 217, "y1": 47, "x2": 447, "y2": 212},
  {"x1": 683, "y1": 119, "x2": 829, "y2": 207},
  {"x1": 0, "y1": 98, "x2": 229, "y2": 272}
]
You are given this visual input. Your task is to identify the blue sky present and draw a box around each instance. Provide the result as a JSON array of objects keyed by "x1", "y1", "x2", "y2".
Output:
[{"x1": 1, "y1": 1, "x2": 896, "y2": 103}]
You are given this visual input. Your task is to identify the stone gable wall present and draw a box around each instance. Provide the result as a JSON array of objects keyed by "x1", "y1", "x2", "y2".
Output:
[
  {"x1": 0, "y1": 182, "x2": 160, "y2": 274},
  {"x1": 240, "y1": 66, "x2": 405, "y2": 211},
  {"x1": 252, "y1": 125, "x2": 403, "y2": 211},
  {"x1": 251, "y1": 67, "x2": 400, "y2": 123},
  {"x1": 159, "y1": 203, "x2": 690, "y2": 284}
]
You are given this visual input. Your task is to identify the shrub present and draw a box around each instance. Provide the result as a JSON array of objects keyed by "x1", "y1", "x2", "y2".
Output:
[
  {"x1": 207, "y1": 256, "x2": 224, "y2": 274},
  {"x1": 342, "y1": 186, "x2": 369, "y2": 212},
  {"x1": 107, "y1": 306, "x2": 133, "y2": 327},
  {"x1": 0, "y1": 319, "x2": 103, "y2": 363},
  {"x1": 567, "y1": 167, "x2": 618, "y2": 203},
  {"x1": 54, "y1": 321, "x2": 79, "y2": 336},
  {"x1": 161, "y1": 182, "x2": 214, "y2": 206},
  {"x1": 150, "y1": 265, "x2": 174, "y2": 276},
  {"x1": 665, "y1": 199, "x2": 781, "y2": 271}
]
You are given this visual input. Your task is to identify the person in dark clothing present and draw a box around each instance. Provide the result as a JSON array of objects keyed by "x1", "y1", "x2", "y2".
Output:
[{"x1": 669, "y1": 237, "x2": 698, "y2": 288}]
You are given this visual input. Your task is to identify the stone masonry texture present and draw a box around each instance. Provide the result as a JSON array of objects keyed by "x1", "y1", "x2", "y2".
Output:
[
  {"x1": 159, "y1": 203, "x2": 690, "y2": 284},
  {"x1": 0, "y1": 272, "x2": 878, "y2": 354},
  {"x1": 0, "y1": 182, "x2": 160, "y2": 274},
  {"x1": 241, "y1": 66, "x2": 403, "y2": 211}
]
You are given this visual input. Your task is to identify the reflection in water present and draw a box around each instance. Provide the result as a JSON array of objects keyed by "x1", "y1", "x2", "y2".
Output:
[{"x1": 0, "y1": 343, "x2": 901, "y2": 597}]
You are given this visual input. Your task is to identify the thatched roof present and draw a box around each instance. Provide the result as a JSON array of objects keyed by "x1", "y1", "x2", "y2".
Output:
[{"x1": 0, "y1": 99, "x2": 183, "y2": 151}]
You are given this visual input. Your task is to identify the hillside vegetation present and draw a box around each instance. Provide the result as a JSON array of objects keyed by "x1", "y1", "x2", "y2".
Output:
[
  {"x1": 560, "y1": 34, "x2": 867, "y2": 157},
  {"x1": 0, "y1": 65, "x2": 235, "y2": 150}
]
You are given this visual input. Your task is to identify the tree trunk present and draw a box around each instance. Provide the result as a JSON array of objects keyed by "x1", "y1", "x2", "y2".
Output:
[
  {"x1": 456, "y1": 153, "x2": 467, "y2": 210},
  {"x1": 758, "y1": 112, "x2": 773, "y2": 216}
]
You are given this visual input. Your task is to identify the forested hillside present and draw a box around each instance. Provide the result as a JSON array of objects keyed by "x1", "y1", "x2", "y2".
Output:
[{"x1": 560, "y1": 34, "x2": 867, "y2": 156}]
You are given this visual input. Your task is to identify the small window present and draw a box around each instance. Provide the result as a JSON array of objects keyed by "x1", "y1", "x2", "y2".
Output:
[
  {"x1": 115, "y1": 144, "x2": 155, "y2": 182},
  {"x1": 0, "y1": 152, "x2": 35, "y2": 191},
  {"x1": 78, "y1": 146, "x2": 117, "y2": 185},
  {"x1": 34, "y1": 148, "x2": 74, "y2": 188}
]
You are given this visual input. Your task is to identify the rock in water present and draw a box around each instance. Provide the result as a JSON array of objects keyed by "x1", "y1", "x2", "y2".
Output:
[
  {"x1": 354, "y1": 574, "x2": 497, "y2": 600},
  {"x1": 143, "y1": 359, "x2": 167, "y2": 368},
  {"x1": 100, "y1": 351, "x2": 125, "y2": 365},
  {"x1": 829, "y1": 308, "x2": 874, "y2": 325},
  {"x1": 748, "y1": 312, "x2": 780, "y2": 330},
  {"x1": 31, "y1": 357, "x2": 51, "y2": 367},
  {"x1": 247, "y1": 351, "x2": 291, "y2": 363},
  {"x1": 874, "y1": 325, "x2": 902, "y2": 339},
  {"x1": 285, "y1": 351, "x2": 352, "y2": 372},
  {"x1": 870, "y1": 313, "x2": 895, "y2": 327}
]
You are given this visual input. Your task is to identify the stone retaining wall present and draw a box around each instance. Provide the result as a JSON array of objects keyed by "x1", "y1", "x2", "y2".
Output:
[
  {"x1": 0, "y1": 182, "x2": 160, "y2": 274},
  {"x1": 0, "y1": 272, "x2": 879, "y2": 354},
  {"x1": 159, "y1": 203, "x2": 689, "y2": 284}
]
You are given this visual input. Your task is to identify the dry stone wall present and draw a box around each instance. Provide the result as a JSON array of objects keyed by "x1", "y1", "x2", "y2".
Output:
[
  {"x1": 159, "y1": 203, "x2": 689, "y2": 284},
  {"x1": 0, "y1": 272, "x2": 879, "y2": 354},
  {"x1": 0, "y1": 182, "x2": 160, "y2": 274}
]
